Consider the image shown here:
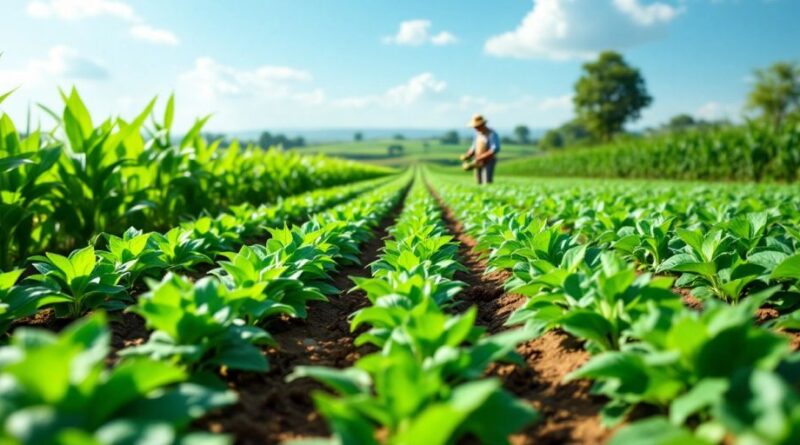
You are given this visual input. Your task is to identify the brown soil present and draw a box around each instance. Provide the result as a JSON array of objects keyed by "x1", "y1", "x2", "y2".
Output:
[
  {"x1": 108, "y1": 311, "x2": 149, "y2": 359},
  {"x1": 10, "y1": 308, "x2": 73, "y2": 333},
  {"x1": 429, "y1": 185, "x2": 611, "y2": 445},
  {"x1": 199, "y1": 197, "x2": 404, "y2": 445}
]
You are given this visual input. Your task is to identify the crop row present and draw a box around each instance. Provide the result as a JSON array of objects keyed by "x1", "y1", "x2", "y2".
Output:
[
  {"x1": 499, "y1": 122, "x2": 800, "y2": 182},
  {"x1": 0, "y1": 176, "x2": 393, "y2": 331},
  {"x1": 0, "y1": 89, "x2": 393, "y2": 269},
  {"x1": 0, "y1": 174, "x2": 410, "y2": 444},
  {"x1": 290, "y1": 179, "x2": 538, "y2": 444},
  {"x1": 432, "y1": 173, "x2": 800, "y2": 444}
]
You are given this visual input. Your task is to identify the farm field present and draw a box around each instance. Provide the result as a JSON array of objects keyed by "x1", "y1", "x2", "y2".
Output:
[
  {"x1": 3, "y1": 118, "x2": 800, "y2": 443},
  {"x1": 300, "y1": 138, "x2": 539, "y2": 167},
  {"x1": 2, "y1": 1, "x2": 800, "y2": 443}
]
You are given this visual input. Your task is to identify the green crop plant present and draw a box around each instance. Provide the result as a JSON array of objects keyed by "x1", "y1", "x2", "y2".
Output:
[
  {"x1": 122, "y1": 274, "x2": 274, "y2": 373},
  {"x1": 0, "y1": 313, "x2": 235, "y2": 445},
  {"x1": 29, "y1": 245, "x2": 128, "y2": 318},
  {"x1": 0, "y1": 88, "x2": 394, "y2": 269}
]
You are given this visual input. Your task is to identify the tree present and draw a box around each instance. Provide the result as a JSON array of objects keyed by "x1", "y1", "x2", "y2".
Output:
[
  {"x1": 747, "y1": 61, "x2": 800, "y2": 129},
  {"x1": 257, "y1": 131, "x2": 306, "y2": 149},
  {"x1": 393, "y1": 133, "x2": 405, "y2": 140},
  {"x1": 387, "y1": 144, "x2": 404, "y2": 157},
  {"x1": 354, "y1": 131, "x2": 363, "y2": 142},
  {"x1": 258, "y1": 131, "x2": 274, "y2": 149},
  {"x1": 440, "y1": 130, "x2": 460, "y2": 145},
  {"x1": 664, "y1": 114, "x2": 696, "y2": 132},
  {"x1": 539, "y1": 119, "x2": 591, "y2": 150},
  {"x1": 573, "y1": 51, "x2": 652, "y2": 142},
  {"x1": 513, "y1": 125, "x2": 531, "y2": 144},
  {"x1": 539, "y1": 129, "x2": 564, "y2": 150}
]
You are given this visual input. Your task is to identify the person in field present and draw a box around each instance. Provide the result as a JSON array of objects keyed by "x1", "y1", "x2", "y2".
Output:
[{"x1": 460, "y1": 114, "x2": 500, "y2": 185}]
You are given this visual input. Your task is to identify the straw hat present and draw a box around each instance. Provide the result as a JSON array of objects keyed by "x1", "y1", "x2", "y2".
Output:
[{"x1": 467, "y1": 114, "x2": 487, "y2": 128}]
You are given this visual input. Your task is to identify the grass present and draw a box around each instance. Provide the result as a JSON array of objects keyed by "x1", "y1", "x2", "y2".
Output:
[{"x1": 296, "y1": 138, "x2": 540, "y2": 167}]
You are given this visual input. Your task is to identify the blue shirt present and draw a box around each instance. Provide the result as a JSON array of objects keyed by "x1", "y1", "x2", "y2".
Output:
[{"x1": 471, "y1": 129, "x2": 501, "y2": 155}]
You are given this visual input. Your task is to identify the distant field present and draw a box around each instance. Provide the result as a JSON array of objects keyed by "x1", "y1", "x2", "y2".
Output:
[{"x1": 296, "y1": 139, "x2": 540, "y2": 167}]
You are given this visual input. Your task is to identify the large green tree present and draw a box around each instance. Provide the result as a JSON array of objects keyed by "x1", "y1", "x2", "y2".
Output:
[
  {"x1": 747, "y1": 61, "x2": 800, "y2": 129},
  {"x1": 574, "y1": 51, "x2": 652, "y2": 142}
]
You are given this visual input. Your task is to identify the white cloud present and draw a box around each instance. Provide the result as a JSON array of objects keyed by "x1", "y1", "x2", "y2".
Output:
[
  {"x1": 383, "y1": 20, "x2": 458, "y2": 46},
  {"x1": 695, "y1": 101, "x2": 740, "y2": 121},
  {"x1": 485, "y1": 0, "x2": 681, "y2": 60},
  {"x1": 28, "y1": 0, "x2": 179, "y2": 46},
  {"x1": 336, "y1": 73, "x2": 447, "y2": 109},
  {"x1": 613, "y1": 0, "x2": 679, "y2": 26},
  {"x1": 538, "y1": 94, "x2": 573, "y2": 111},
  {"x1": 431, "y1": 31, "x2": 458, "y2": 46},
  {"x1": 130, "y1": 24, "x2": 179, "y2": 46},
  {"x1": 0, "y1": 45, "x2": 108, "y2": 86},
  {"x1": 178, "y1": 57, "x2": 313, "y2": 101},
  {"x1": 435, "y1": 94, "x2": 573, "y2": 124},
  {"x1": 385, "y1": 73, "x2": 447, "y2": 104}
]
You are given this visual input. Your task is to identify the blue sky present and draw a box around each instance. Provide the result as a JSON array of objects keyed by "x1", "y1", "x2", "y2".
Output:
[{"x1": 1, "y1": 0, "x2": 798, "y2": 133}]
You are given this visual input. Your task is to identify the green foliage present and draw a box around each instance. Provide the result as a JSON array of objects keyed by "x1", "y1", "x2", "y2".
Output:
[
  {"x1": 123, "y1": 274, "x2": 273, "y2": 373},
  {"x1": 501, "y1": 122, "x2": 800, "y2": 181},
  {"x1": 0, "y1": 88, "x2": 393, "y2": 268},
  {"x1": 290, "y1": 181, "x2": 538, "y2": 444},
  {"x1": 439, "y1": 130, "x2": 461, "y2": 145},
  {"x1": 29, "y1": 246, "x2": 128, "y2": 318},
  {"x1": 513, "y1": 125, "x2": 531, "y2": 144},
  {"x1": 0, "y1": 269, "x2": 61, "y2": 335},
  {"x1": 0, "y1": 314, "x2": 235, "y2": 445},
  {"x1": 747, "y1": 61, "x2": 800, "y2": 130},
  {"x1": 539, "y1": 119, "x2": 593, "y2": 150},
  {"x1": 432, "y1": 171, "x2": 800, "y2": 443},
  {"x1": 574, "y1": 51, "x2": 652, "y2": 141}
]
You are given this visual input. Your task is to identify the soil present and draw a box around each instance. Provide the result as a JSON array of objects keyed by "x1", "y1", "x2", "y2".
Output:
[
  {"x1": 429, "y1": 185, "x2": 612, "y2": 445},
  {"x1": 108, "y1": 311, "x2": 149, "y2": 359},
  {"x1": 199, "y1": 197, "x2": 405, "y2": 445},
  {"x1": 10, "y1": 308, "x2": 73, "y2": 333}
]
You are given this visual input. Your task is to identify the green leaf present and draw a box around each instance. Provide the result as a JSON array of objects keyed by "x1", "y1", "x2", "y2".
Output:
[
  {"x1": 669, "y1": 378, "x2": 728, "y2": 426},
  {"x1": 559, "y1": 310, "x2": 616, "y2": 351},
  {"x1": 288, "y1": 366, "x2": 371, "y2": 396},
  {"x1": 610, "y1": 417, "x2": 712, "y2": 445},
  {"x1": 0, "y1": 86, "x2": 18, "y2": 105},
  {"x1": 90, "y1": 358, "x2": 187, "y2": 425},
  {"x1": 771, "y1": 254, "x2": 800, "y2": 280},
  {"x1": 164, "y1": 93, "x2": 175, "y2": 129}
]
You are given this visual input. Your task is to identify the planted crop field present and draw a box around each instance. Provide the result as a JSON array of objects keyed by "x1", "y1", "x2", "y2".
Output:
[
  {"x1": 4, "y1": 131, "x2": 800, "y2": 444},
  {"x1": 2, "y1": 91, "x2": 800, "y2": 445}
]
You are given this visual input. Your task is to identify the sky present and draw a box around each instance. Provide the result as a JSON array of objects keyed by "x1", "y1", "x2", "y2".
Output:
[{"x1": 0, "y1": 0, "x2": 799, "y2": 134}]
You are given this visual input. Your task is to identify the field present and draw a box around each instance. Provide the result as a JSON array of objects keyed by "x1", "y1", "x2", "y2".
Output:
[
  {"x1": 496, "y1": 123, "x2": 800, "y2": 182},
  {"x1": 2, "y1": 94, "x2": 800, "y2": 445},
  {"x1": 300, "y1": 138, "x2": 539, "y2": 167},
  {"x1": 3, "y1": 0, "x2": 800, "y2": 442}
]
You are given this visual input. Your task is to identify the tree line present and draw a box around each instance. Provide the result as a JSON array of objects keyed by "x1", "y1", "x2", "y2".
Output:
[
  {"x1": 539, "y1": 51, "x2": 800, "y2": 150},
  {"x1": 203, "y1": 131, "x2": 307, "y2": 149}
]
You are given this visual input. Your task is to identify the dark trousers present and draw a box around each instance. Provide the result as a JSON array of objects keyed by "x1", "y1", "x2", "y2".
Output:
[{"x1": 475, "y1": 157, "x2": 496, "y2": 185}]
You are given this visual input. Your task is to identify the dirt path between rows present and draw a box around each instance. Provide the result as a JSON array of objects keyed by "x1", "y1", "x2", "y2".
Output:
[
  {"x1": 428, "y1": 184, "x2": 612, "y2": 445},
  {"x1": 200, "y1": 196, "x2": 405, "y2": 445}
]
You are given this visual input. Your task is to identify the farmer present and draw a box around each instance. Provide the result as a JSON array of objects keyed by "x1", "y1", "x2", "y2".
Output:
[{"x1": 460, "y1": 114, "x2": 500, "y2": 185}]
